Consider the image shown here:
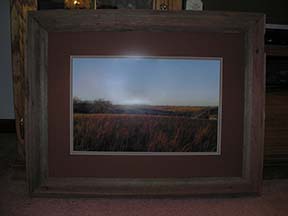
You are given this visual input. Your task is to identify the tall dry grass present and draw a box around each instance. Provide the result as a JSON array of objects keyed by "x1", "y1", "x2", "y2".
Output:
[{"x1": 73, "y1": 114, "x2": 217, "y2": 152}]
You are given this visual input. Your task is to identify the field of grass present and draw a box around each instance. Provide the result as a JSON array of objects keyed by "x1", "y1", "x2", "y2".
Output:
[
  {"x1": 73, "y1": 113, "x2": 217, "y2": 152},
  {"x1": 73, "y1": 99, "x2": 218, "y2": 118}
]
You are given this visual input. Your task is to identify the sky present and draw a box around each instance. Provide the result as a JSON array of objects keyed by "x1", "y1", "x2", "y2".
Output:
[{"x1": 72, "y1": 57, "x2": 221, "y2": 106}]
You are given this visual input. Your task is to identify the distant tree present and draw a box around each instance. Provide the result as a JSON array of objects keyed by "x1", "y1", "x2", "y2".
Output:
[
  {"x1": 73, "y1": 97, "x2": 91, "y2": 113},
  {"x1": 73, "y1": 97, "x2": 113, "y2": 113},
  {"x1": 90, "y1": 99, "x2": 113, "y2": 113}
]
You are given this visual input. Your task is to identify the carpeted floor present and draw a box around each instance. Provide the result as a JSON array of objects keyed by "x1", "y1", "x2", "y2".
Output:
[
  {"x1": 0, "y1": 170, "x2": 288, "y2": 216},
  {"x1": 0, "y1": 133, "x2": 288, "y2": 216}
]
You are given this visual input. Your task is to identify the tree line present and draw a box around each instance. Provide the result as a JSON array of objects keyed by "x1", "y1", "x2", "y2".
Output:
[{"x1": 73, "y1": 97, "x2": 113, "y2": 113}]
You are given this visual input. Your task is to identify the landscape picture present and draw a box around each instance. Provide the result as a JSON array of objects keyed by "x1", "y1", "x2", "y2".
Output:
[{"x1": 72, "y1": 57, "x2": 221, "y2": 153}]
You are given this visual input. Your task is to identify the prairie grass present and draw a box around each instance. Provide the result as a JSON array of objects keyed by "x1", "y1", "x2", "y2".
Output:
[{"x1": 73, "y1": 113, "x2": 217, "y2": 152}]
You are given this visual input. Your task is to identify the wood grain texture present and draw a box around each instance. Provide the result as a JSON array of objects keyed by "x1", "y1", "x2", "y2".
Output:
[
  {"x1": 28, "y1": 9, "x2": 263, "y2": 33},
  {"x1": 241, "y1": 14, "x2": 265, "y2": 194},
  {"x1": 264, "y1": 45, "x2": 288, "y2": 175},
  {"x1": 10, "y1": 0, "x2": 37, "y2": 162},
  {"x1": 34, "y1": 177, "x2": 256, "y2": 197},
  {"x1": 244, "y1": 16, "x2": 265, "y2": 193},
  {"x1": 265, "y1": 45, "x2": 288, "y2": 57},
  {"x1": 26, "y1": 10, "x2": 265, "y2": 197},
  {"x1": 265, "y1": 91, "x2": 288, "y2": 166},
  {"x1": 25, "y1": 14, "x2": 48, "y2": 194},
  {"x1": 153, "y1": 0, "x2": 182, "y2": 11}
]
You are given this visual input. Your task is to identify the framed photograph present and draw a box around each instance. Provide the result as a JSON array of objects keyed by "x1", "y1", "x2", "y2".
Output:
[
  {"x1": 25, "y1": 10, "x2": 265, "y2": 197},
  {"x1": 71, "y1": 56, "x2": 222, "y2": 155}
]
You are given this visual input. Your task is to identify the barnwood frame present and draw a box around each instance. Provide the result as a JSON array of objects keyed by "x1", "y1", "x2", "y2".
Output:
[
  {"x1": 25, "y1": 10, "x2": 265, "y2": 197},
  {"x1": 11, "y1": 0, "x2": 37, "y2": 162}
]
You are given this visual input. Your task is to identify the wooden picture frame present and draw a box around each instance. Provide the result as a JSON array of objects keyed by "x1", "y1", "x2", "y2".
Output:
[{"x1": 25, "y1": 10, "x2": 265, "y2": 197}]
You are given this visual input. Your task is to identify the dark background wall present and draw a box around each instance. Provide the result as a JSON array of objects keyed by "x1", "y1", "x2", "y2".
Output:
[
  {"x1": 203, "y1": 0, "x2": 288, "y2": 24},
  {"x1": 39, "y1": 0, "x2": 288, "y2": 24},
  {"x1": 0, "y1": 0, "x2": 14, "y2": 119}
]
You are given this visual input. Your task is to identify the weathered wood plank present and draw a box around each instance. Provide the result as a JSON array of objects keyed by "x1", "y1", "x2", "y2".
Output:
[
  {"x1": 249, "y1": 16, "x2": 265, "y2": 193},
  {"x1": 242, "y1": 14, "x2": 265, "y2": 194},
  {"x1": 34, "y1": 177, "x2": 256, "y2": 197},
  {"x1": 25, "y1": 14, "x2": 48, "y2": 194},
  {"x1": 10, "y1": 0, "x2": 37, "y2": 162},
  {"x1": 28, "y1": 9, "x2": 263, "y2": 33}
]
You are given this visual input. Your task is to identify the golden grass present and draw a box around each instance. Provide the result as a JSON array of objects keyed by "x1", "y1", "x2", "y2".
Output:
[{"x1": 73, "y1": 114, "x2": 217, "y2": 152}]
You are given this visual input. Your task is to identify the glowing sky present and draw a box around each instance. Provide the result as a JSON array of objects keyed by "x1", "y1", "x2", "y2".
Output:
[{"x1": 72, "y1": 57, "x2": 221, "y2": 106}]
